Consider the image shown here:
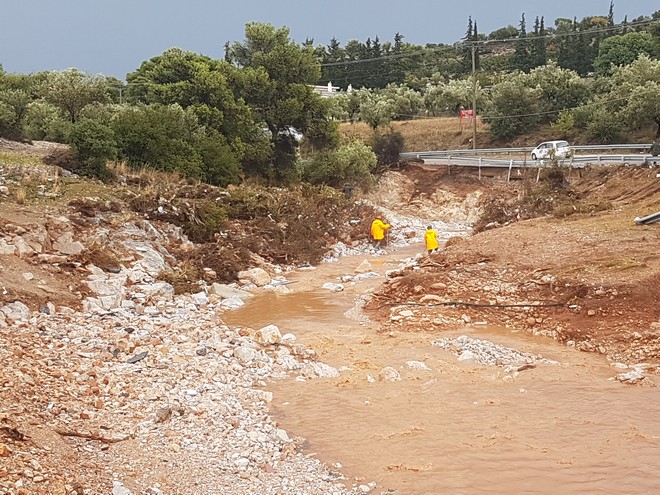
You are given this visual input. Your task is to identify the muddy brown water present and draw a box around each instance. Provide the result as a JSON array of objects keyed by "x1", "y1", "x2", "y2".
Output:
[{"x1": 222, "y1": 245, "x2": 660, "y2": 495}]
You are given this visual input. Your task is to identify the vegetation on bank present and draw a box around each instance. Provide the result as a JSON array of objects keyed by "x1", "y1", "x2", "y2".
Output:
[{"x1": 0, "y1": 6, "x2": 658, "y2": 190}]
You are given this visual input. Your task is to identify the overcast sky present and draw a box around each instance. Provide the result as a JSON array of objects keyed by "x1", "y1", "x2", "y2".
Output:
[{"x1": 1, "y1": 0, "x2": 657, "y2": 79}]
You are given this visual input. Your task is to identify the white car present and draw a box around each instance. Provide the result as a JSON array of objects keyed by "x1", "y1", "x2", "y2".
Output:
[{"x1": 530, "y1": 140, "x2": 572, "y2": 160}]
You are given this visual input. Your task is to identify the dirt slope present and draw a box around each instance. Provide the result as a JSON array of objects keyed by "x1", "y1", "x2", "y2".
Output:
[{"x1": 370, "y1": 165, "x2": 660, "y2": 365}]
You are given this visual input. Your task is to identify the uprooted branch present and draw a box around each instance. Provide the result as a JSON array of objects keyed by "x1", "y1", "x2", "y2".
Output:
[{"x1": 54, "y1": 429, "x2": 132, "y2": 444}]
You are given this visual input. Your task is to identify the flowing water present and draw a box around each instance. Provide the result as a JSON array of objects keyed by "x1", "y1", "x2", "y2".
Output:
[{"x1": 223, "y1": 245, "x2": 660, "y2": 495}]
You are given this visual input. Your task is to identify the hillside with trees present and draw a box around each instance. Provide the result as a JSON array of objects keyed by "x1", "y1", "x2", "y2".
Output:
[{"x1": 0, "y1": 4, "x2": 658, "y2": 188}]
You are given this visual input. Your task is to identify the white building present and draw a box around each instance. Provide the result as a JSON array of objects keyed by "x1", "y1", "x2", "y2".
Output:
[{"x1": 312, "y1": 81, "x2": 340, "y2": 97}]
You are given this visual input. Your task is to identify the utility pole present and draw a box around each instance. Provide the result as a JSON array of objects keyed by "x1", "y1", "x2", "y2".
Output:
[{"x1": 471, "y1": 42, "x2": 477, "y2": 150}]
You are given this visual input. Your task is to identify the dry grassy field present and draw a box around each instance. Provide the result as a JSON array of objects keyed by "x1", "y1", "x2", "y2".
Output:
[{"x1": 340, "y1": 117, "x2": 656, "y2": 152}]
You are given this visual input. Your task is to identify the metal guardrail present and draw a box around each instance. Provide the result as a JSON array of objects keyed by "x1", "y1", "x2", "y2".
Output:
[
  {"x1": 422, "y1": 155, "x2": 656, "y2": 169},
  {"x1": 400, "y1": 143, "x2": 653, "y2": 160},
  {"x1": 419, "y1": 154, "x2": 658, "y2": 182}
]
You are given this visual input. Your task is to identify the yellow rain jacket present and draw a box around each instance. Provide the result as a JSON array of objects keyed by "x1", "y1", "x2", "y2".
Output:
[
  {"x1": 424, "y1": 228, "x2": 439, "y2": 251},
  {"x1": 370, "y1": 219, "x2": 390, "y2": 240}
]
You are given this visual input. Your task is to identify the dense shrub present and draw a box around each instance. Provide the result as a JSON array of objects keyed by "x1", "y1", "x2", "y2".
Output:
[
  {"x1": 586, "y1": 110, "x2": 623, "y2": 144},
  {"x1": 69, "y1": 119, "x2": 117, "y2": 180},
  {"x1": 298, "y1": 141, "x2": 377, "y2": 188},
  {"x1": 371, "y1": 130, "x2": 405, "y2": 166},
  {"x1": 549, "y1": 110, "x2": 575, "y2": 138},
  {"x1": 22, "y1": 100, "x2": 71, "y2": 141}
]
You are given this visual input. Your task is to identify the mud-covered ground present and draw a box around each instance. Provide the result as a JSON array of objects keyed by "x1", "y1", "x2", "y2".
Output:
[{"x1": 368, "y1": 164, "x2": 660, "y2": 367}]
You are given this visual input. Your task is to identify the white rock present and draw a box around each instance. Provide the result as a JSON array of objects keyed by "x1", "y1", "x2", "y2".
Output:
[
  {"x1": 125, "y1": 242, "x2": 167, "y2": 276},
  {"x1": 1, "y1": 301, "x2": 31, "y2": 322},
  {"x1": 308, "y1": 362, "x2": 340, "y2": 378},
  {"x1": 321, "y1": 282, "x2": 344, "y2": 292},
  {"x1": 191, "y1": 291, "x2": 209, "y2": 305},
  {"x1": 132, "y1": 281, "x2": 174, "y2": 301},
  {"x1": 457, "y1": 350, "x2": 476, "y2": 361},
  {"x1": 0, "y1": 240, "x2": 16, "y2": 255},
  {"x1": 281, "y1": 333, "x2": 297, "y2": 344},
  {"x1": 419, "y1": 294, "x2": 443, "y2": 304},
  {"x1": 234, "y1": 346, "x2": 258, "y2": 363},
  {"x1": 275, "y1": 429, "x2": 291, "y2": 443},
  {"x1": 617, "y1": 369, "x2": 645, "y2": 384},
  {"x1": 378, "y1": 366, "x2": 401, "y2": 382},
  {"x1": 220, "y1": 296, "x2": 245, "y2": 310},
  {"x1": 209, "y1": 283, "x2": 253, "y2": 299},
  {"x1": 406, "y1": 360, "x2": 431, "y2": 371},
  {"x1": 22, "y1": 272, "x2": 34, "y2": 281},
  {"x1": 398, "y1": 310, "x2": 414, "y2": 318},
  {"x1": 256, "y1": 324, "x2": 282, "y2": 345},
  {"x1": 112, "y1": 481, "x2": 133, "y2": 495},
  {"x1": 13, "y1": 237, "x2": 34, "y2": 257}
]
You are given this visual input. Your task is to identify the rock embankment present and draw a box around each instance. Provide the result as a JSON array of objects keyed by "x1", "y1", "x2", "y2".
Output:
[{"x1": 0, "y1": 294, "x2": 361, "y2": 494}]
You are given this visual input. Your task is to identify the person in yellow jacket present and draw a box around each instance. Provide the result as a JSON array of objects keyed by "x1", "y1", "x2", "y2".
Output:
[
  {"x1": 424, "y1": 225, "x2": 439, "y2": 255},
  {"x1": 370, "y1": 215, "x2": 391, "y2": 249}
]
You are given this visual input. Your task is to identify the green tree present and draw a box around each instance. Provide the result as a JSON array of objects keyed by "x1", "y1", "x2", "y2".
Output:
[
  {"x1": 381, "y1": 83, "x2": 423, "y2": 119},
  {"x1": 531, "y1": 16, "x2": 547, "y2": 68},
  {"x1": 21, "y1": 100, "x2": 71, "y2": 141},
  {"x1": 527, "y1": 63, "x2": 589, "y2": 115},
  {"x1": 0, "y1": 89, "x2": 30, "y2": 138},
  {"x1": 112, "y1": 104, "x2": 203, "y2": 179},
  {"x1": 69, "y1": 119, "x2": 117, "y2": 180},
  {"x1": 511, "y1": 14, "x2": 533, "y2": 72},
  {"x1": 488, "y1": 25, "x2": 518, "y2": 40},
  {"x1": 226, "y1": 23, "x2": 333, "y2": 181},
  {"x1": 483, "y1": 74, "x2": 543, "y2": 138},
  {"x1": 198, "y1": 133, "x2": 241, "y2": 186},
  {"x1": 42, "y1": 69, "x2": 110, "y2": 123},
  {"x1": 593, "y1": 32, "x2": 658, "y2": 75},
  {"x1": 359, "y1": 91, "x2": 396, "y2": 129},
  {"x1": 126, "y1": 48, "x2": 254, "y2": 141},
  {"x1": 605, "y1": 55, "x2": 660, "y2": 135}
]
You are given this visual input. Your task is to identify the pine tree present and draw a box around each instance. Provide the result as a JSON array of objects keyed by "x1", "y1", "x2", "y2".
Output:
[
  {"x1": 473, "y1": 21, "x2": 480, "y2": 70},
  {"x1": 531, "y1": 16, "x2": 547, "y2": 68},
  {"x1": 389, "y1": 33, "x2": 407, "y2": 85},
  {"x1": 463, "y1": 17, "x2": 479, "y2": 74},
  {"x1": 512, "y1": 13, "x2": 532, "y2": 72},
  {"x1": 608, "y1": 1, "x2": 615, "y2": 26}
]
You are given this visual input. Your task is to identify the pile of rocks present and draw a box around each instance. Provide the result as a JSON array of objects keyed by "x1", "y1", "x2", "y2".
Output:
[
  {"x1": 0, "y1": 295, "x2": 363, "y2": 494},
  {"x1": 432, "y1": 335, "x2": 558, "y2": 367}
]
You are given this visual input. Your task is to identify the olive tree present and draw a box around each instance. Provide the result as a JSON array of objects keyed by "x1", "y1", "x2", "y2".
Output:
[
  {"x1": 381, "y1": 83, "x2": 423, "y2": 119},
  {"x1": 483, "y1": 73, "x2": 543, "y2": 139},
  {"x1": 359, "y1": 91, "x2": 396, "y2": 130},
  {"x1": 42, "y1": 68, "x2": 110, "y2": 123},
  {"x1": 605, "y1": 55, "x2": 660, "y2": 135}
]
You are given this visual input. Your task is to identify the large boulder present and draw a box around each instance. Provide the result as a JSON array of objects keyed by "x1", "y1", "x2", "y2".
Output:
[
  {"x1": 238, "y1": 268, "x2": 271, "y2": 287},
  {"x1": 53, "y1": 231, "x2": 85, "y2": 255},
  {"x1": 1, "y1": 301, "x2": 31, "y2": 323},
  {"x1": 0, "y1": 240, "x2": 16, "y2": 255},
  {"x1": 256, "y1": 324, "x2": 282, "y2": 345},
  {"x1": 209, "y1": 283, "x2": 254, "y2": 299}
]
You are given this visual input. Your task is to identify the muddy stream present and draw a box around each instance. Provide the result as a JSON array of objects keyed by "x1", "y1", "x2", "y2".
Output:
[{"x1": 222, "y1": 244, "x2": 660, "y2": 494}]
